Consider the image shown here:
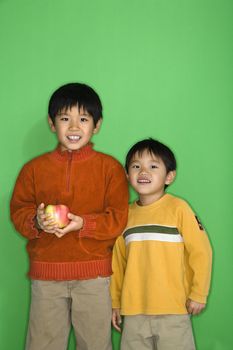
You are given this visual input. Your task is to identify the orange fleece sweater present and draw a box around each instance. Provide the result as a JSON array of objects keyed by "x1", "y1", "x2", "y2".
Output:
[{"x1": 10, "y1": 143, "x2": 129, "y2": 280}]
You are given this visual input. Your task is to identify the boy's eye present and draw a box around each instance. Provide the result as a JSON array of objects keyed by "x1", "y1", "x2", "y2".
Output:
[
  {"x1": 60, "y1": 117, "x2": 69, "y2": 121},
  {"x1": 131, "y1": 164, "x2": 140, "y2": 169},
  {"x1": 80, "y1": 117, "x2": 88, "y2": 122},
  {"x1": 151, "y1": 165, "x2": 158, "y2": 169}
]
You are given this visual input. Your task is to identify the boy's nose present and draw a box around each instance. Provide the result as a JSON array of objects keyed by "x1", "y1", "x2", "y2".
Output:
[
  {"x1": 69, "y1": 121, "x2": 80, "y2": 130},
  {"x1": 139, "y1": 168, "x2": 147, "y2": 175}
]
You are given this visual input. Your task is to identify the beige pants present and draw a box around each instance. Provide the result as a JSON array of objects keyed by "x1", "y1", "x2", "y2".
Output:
[
  {"x1": 121, "y1": 314, "x2": 196, "y2": 350},
  {"x1": 26, "y1": 278, "x2": 112, "y2": 350}
]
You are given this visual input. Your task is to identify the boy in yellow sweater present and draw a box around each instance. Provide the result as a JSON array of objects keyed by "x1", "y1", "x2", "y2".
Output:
[{"x1": 110, "y1": 138, "x2": 212, "y2": 350}]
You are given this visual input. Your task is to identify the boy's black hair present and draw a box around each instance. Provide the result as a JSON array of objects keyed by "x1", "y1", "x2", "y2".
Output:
[
  {"x1": 125, "y1": 138, "x2": 177, "y2": 174},
  {"x1": 48, "y1": 83, "x2": 102, "y2": 126}
]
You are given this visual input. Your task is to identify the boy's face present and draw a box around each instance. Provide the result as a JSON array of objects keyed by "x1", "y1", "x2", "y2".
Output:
[
  {"x1": 48, "y1": 106, "x2": 101, "y2": 152},
  {"x1": 127, "y1": 150, "x2": 175, "y2": 205}
]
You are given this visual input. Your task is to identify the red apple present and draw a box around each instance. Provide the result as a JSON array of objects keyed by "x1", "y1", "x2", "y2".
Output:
[{"x1": 45, "y1": 204, "x2": 70, "y2": 228}]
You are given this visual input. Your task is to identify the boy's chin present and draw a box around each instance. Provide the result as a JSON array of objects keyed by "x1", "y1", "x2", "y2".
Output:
[{"x1": 60, "y1": 142, "x2": 87, "y2": 152}]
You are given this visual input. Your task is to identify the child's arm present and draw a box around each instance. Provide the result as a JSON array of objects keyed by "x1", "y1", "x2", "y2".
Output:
[
  {"x1": 178, "y1": 201, "x2": 212, "y2": 306},
  {"x1": 110, "y1": 236, "x2": 126, "y2": 328},
  {"x1": 10, "y1": 164, "x2": 61, "y2": 238},
  {"x1": 112, "y1": 308, "x2": 122, "y2": 332},
  {"x1": 10, "y1": 164, "x2": 41, "y2": 239},
  {"x1": 80, "y1": 162, "x2": 128, "y2": 241}
]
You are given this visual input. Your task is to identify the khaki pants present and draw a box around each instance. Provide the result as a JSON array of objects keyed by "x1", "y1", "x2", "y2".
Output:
[
  {"x1": 26, "y1": 278, "x2": 112, "y2": 350},
  {"x1": 121, "y1": 314, "x2": 196, "y2": 350}
]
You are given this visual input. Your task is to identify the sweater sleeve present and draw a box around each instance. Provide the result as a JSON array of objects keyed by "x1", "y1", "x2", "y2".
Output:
[
  {"x1": 79, "y1": 162, "x2": 129, "y2": 241},
  {"x1": 10, "y1": 164, "x2": 40, "y2": 240},
  {"x1": 178, "y1": 201, "x2": 212, "y2": 303},
  {"x1": 110, "y1": 236, "x2": 127, "y2": 309}
]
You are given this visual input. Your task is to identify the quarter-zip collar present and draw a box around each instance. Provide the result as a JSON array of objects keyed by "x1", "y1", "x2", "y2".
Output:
[{"x1": 52, "y1": 142, "x2": 95, "y2": 162}]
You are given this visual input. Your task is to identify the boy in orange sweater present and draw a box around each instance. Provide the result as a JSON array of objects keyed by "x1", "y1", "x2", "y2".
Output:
[
  {"x1": 111, "y1": 138, "x2": 212, "y2": 350},
  {"x1": 10, "y1": 83, "x2": 129, "y2": 350}
]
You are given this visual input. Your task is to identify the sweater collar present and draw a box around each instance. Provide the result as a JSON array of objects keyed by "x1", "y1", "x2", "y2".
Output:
[
  {"x1": 131, "y1": 193, "x2": 171, "y2": 211},
  {"x1": 51, "y1": 143, "x2": 95, "y2": 161}
]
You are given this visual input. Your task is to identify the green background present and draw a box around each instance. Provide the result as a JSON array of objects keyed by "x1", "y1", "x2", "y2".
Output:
[{"x1": 1, "y1": 0, "x2": 232, "y2": 349}]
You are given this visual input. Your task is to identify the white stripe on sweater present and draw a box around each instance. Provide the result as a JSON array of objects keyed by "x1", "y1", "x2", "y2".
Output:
[{"x1": 125, "y1": 232, "x2": 183, "y2": 245}]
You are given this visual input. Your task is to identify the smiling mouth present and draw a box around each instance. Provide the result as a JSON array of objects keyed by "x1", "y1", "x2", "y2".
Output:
[
  {"x1": 67, "y1": 135, "x2": 81, "y2": 141},
  {"x1": 137, "y1": 178, "x2": 151, "y2": 184}
]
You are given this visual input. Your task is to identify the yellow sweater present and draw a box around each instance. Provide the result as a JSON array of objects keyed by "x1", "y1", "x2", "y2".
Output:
[{"x1": 110, "y1": 194, "x2": 212, "y2": 315}]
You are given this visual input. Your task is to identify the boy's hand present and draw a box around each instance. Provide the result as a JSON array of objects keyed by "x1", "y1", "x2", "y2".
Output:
[
  {"x1": 186, "y1": 299, "x2": 206, "y2": 315},
  {"x1": 36, "y1": 203, "x2": 58, "y2": 233},
  {"x1": 54, "y1": 213, "x2": 83, "y2": 238},
  {"x1": 112, "y1": 308, "x2": 122, "y2": 332}
]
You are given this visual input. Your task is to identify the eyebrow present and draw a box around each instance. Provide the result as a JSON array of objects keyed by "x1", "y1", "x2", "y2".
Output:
[
  {"x1": 130, "y1": 158, "x2": 160, "y2": 163},
  {"x1": 56, "y1": 113, "x2": 68, "y2": 116},
  {"x1": 57, "y1": 111, "x2": 90, "y2": 117}
]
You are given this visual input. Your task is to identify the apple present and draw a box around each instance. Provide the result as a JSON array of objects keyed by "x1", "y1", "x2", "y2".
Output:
[{"x1": 45, "y1": 204, "x2": 70, "y2": 228}]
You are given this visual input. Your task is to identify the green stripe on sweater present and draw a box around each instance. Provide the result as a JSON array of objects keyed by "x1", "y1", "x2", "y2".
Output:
[{"x1": 123, "y1": 225, "x2": 179, "y2": 238}]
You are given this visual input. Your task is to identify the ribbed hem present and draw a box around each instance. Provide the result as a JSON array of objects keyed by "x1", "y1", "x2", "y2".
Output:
[
  {"x1": 29, "y1": 258, "x2": 112, "y2": 280},
  {"x1": 120, "y1": 307, "x2": 188, "y2": 315}
]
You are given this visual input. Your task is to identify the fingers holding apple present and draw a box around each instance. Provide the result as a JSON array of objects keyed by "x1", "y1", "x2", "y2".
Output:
[
  {"x1": 55, "y1": 213, "x2": 84, "y2": 237},
  {"x1": 36, "y1": 203, "x2": 45, "y2": 228},
  {"x1": 36, "y1": 204, "x2": 82, "y2": 238},
  {"x1": 36, "y1": 203, "x2": 59, "y2": 233}
]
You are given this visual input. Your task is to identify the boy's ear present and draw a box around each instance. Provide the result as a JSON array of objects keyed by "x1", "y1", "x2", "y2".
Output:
[
  {"x1": 165, "y1": 170, "x2": 176, "y2": 185},
  {"x1": 93, "y1": 118, "x2": 102, "y2": 134},
  {"x1": 48, "y1": 116, "x2": 56, "y2": 132}
]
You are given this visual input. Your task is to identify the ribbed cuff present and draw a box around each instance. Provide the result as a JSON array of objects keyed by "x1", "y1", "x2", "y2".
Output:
[
  {"x1": 189, "y1": 291, "x2": 207, "y2": 304},
  {"x1": 28, "y1": 216, "x2": 41, "y2": 239},
  {"x1": 111, "y1": 301, "x2": 121, "y2": 309},
  {"x1": 79, "y1": 215, "x2": 97, "y2": 237}
]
